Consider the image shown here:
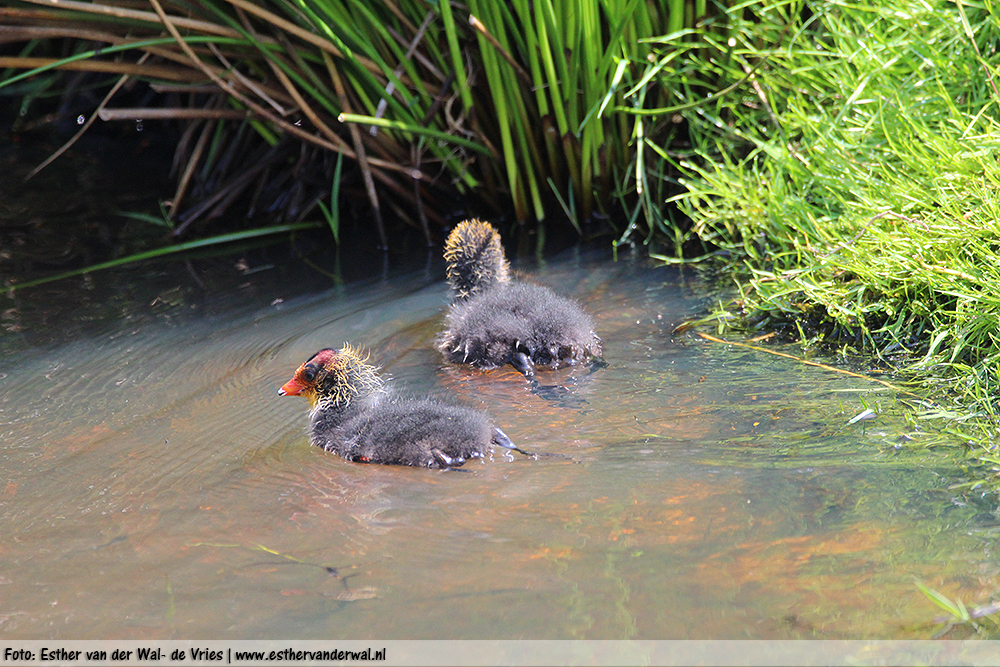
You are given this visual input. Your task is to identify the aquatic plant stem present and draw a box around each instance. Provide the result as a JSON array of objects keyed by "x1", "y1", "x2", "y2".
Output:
[
  {"x1": 7, "y1": 223, "x2": 322, "y2": 292},
  {"x1": 26, "y1": 52, "x2": 149, "y2": 181},
  {"x1": 696, "y1": 333, "x2": 920, "y2": 398}
]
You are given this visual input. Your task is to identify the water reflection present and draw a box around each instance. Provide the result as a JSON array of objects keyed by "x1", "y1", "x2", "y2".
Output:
[{"x1": 0, "y1": 248, "x2": 993, "y2": 640}]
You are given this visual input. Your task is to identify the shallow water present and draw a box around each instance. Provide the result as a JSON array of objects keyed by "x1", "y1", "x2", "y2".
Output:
[{"x1": 2, "y1": 247, "x2": 998, "y2": 640}]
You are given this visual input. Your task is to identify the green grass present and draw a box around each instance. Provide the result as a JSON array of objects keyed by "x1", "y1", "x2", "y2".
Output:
[
  {"x1": 661, "y1": 1, "x2": 1000, "y2": 402},
  {"x1": 641, "y1": 0, "x2": 1000, "y2": 481}
]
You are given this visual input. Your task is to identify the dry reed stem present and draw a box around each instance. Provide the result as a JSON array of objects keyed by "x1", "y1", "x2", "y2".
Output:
[
  {"x1": 18, "y1": 0, "x2": 244, "y2": 38},
  {"x1": 469, "y1": 15, "x2": 533, "y2": 87},
  {"x1": 373, "y1": 11, "x2": 437, "y2": 127},
  {"x1": 325, "y1": 51, "x2": 387, "y2": 247},
  {"x1": 218, "y1": 0, "x2": 380, "y2": 75},
  {"x1": 696, "y1": 332, "x2": 919, "y2": 398},
  {"x1": 0, "y1": 24, "x2": 137, "y2": 44},
  {"x1": 171, "y1": 146, "x2": 284, "y2": 235},
  {"x1": 149, "y1": 83, "x2": 219, "y2": 94},
  {"x1": 97, "y1": 107, "x2": 250, "y2": 120},
  {"x1": 386, "y1": 19, "x2": 446, "y2": 83},
  {"x1": 27, "y1": 53, "x2": 151, "y2": 180},
  {"x1": 263, "y1": 44, "x2": 346, "y2": 150},
  {"x1": 0, "y1": 56, "x2": 195, "y2": 80},
  {"x1": 208, "y1": 42, "x2": 290, "y2": 115},
  {"x1": 147, "y1": 0, "x2": 343, "y2": 158},
  {"x1": 170, "y1": 95, "x2": 226, "y2": 217}
]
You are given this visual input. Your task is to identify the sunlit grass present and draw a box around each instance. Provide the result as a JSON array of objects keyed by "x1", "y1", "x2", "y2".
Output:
[
  {"x1": 659, "y1": 1, "x2": 1000, "y2": 411},
  {"x1": 633, "y1": 0, "x2": 1000, "y2": 484}
]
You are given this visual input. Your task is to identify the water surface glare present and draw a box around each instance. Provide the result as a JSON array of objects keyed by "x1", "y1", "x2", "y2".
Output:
[{"x1": 1, "y1": 251, "x2": 993, "y2": 639}]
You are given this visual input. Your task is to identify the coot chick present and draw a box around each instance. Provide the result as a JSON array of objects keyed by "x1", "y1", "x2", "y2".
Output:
[
  {"x1": 278, "y1": 345, "x2": 518, "y2": 468},
  {"x1": 436, "y1": 219, "x2": 602, "y2": 378}
]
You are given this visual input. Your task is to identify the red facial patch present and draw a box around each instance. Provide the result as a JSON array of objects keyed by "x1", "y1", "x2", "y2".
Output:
[
  {"x1": 278, "y1": 348, "x2": 338, "y2": 396},
  {"x1": 307, "y1": 348, "x2": 338, "y2": 366}
]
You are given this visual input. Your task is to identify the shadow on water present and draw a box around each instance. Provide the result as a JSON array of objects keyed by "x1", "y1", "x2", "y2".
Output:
[{"x1": 2, "y1": 232, "x2": 999, "y2": 640}]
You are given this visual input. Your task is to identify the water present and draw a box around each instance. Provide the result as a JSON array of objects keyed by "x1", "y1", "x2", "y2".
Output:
[{"x1": 2, "y1": 246, "x2": 997, "y2": 640}]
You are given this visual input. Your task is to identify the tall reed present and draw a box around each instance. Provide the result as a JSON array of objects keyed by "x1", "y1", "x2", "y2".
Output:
[{"x1": 1, "y1": 0, "x2": 718, "y2": 252}]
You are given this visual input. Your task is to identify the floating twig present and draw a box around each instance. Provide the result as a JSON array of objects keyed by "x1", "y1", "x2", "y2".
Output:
[{"x1": 696, "y1": 331, "x2": 921, "y2": 398}]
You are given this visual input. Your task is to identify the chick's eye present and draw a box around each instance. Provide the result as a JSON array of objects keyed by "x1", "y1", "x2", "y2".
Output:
[{"x1": 302, "y1": 364, "x2": 318, "y2": 382}]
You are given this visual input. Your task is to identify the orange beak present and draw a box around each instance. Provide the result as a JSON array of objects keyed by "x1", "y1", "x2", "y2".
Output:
[{"x1": 278, "y1": 376, "x2": 308, "y2": 396}]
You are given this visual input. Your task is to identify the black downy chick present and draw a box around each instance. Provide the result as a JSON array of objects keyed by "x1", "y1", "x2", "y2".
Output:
[
  {"x1": 436, "y1": 219, "x2": 602, "y2": 379},
  {"x1": 279, "y1": 345, "x2": 522, "y2": 468}
]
